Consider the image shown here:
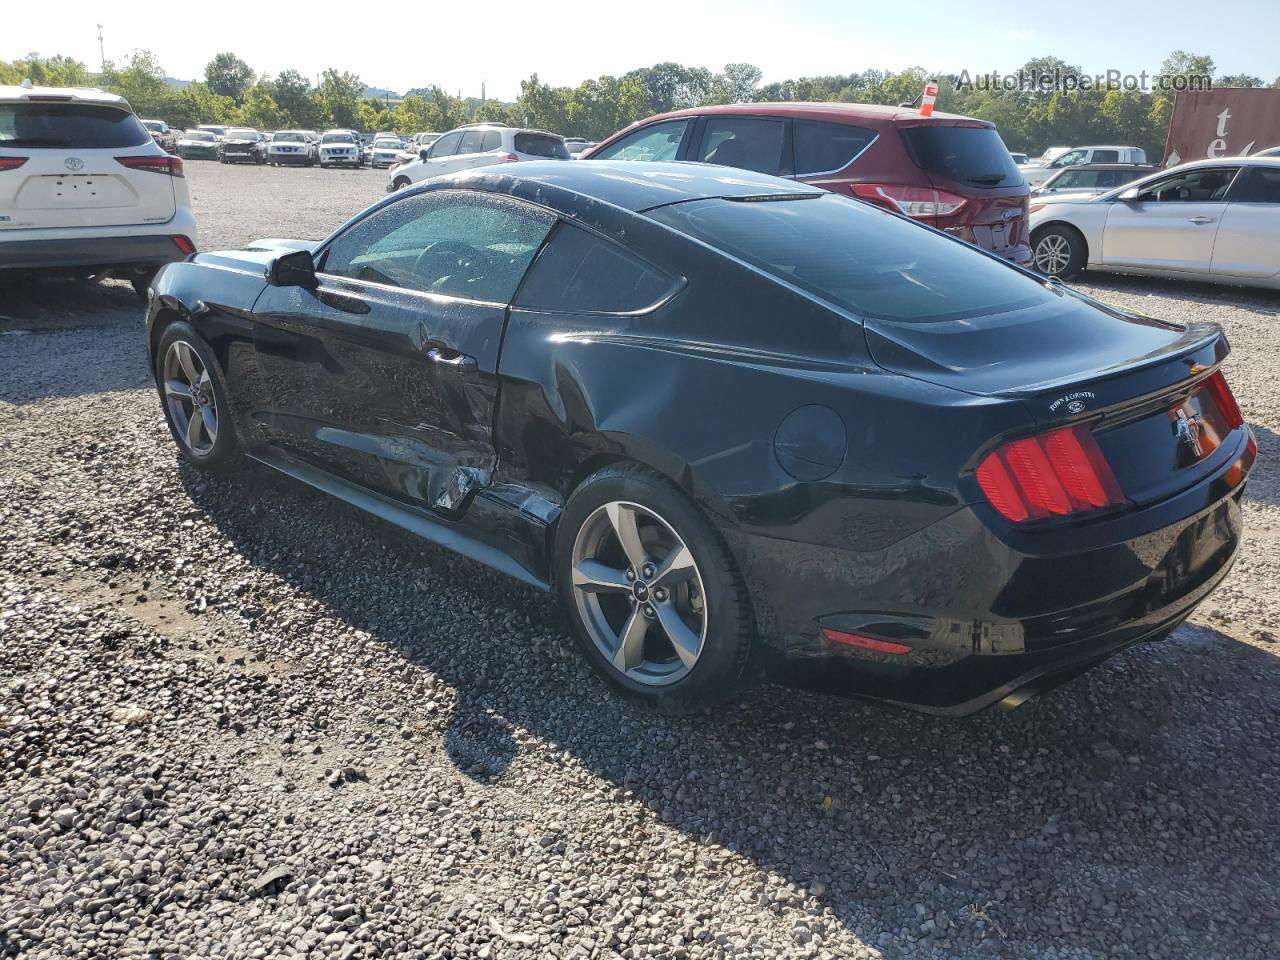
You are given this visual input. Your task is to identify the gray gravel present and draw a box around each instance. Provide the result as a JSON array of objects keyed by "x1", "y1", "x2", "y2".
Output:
[{"x1": 2, "y1": 160, "x2": 1279, "y2": 959}]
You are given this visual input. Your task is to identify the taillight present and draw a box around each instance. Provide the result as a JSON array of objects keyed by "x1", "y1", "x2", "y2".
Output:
[
  {"x1": 494, "y1": 152, "x2": 519, "y2": 163},
  {"x1": 1203, "y1": 371, "x2": 1243, "y2": 429},
  {"x1": 850, "y1": 183, "x2": 966, "y2": 217},
  {"x1": 0, "y1": 157, "x2": 28, "y2": 171},
  {"x1": 171, "y1": 235, "x2": 195, "y2": 255},
  {"x1": 115, "y1": 155, "x2": 184, "y2": 177},
  {"x1": 976, "y1": 424, "x2": 1124, "y2": 523}
]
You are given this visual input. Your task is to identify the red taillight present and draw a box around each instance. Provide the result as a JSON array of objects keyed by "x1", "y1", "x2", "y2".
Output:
[
  {"x1": 821, "y1": 628, "x2": 912, "y2": 655},
  {"x1": 494, "y1": 152, "x2": 519, "y2": 164},
  {"x1": 1203, "y1": 371, "x2": 1243, "y2": 429},
  {"x1": 976, "y1": 424, "x2": 1124, "y2": 524},
  {"x1": 171, "y1": 235, "x2": 195, "y2": 255},
  {"x1": 115, "y1": 155, "x2": 184, "y2": 177},
  {"x1": 0, "y1": 156, "x2": 28, "y2": 171},
  {"x1": 850, "y1": 183, "x2": 966, "y2": 218}
]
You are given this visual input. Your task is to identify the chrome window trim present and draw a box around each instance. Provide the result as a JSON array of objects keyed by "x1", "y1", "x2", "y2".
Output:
[{"x1": 794, "y1": 129, "x2": 880, "y2": 179}]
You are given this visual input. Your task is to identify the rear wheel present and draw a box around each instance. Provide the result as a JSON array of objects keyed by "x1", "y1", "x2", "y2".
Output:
[
  {"x1": 1032, "y1": 225, "x2": 1087, "y2": 280},
  {"x1": 154, "y1": 322, "x2": 241, "y2": 470},
  {"x1": 555, "y1": 463, "x2": 754, "y2": 712}
]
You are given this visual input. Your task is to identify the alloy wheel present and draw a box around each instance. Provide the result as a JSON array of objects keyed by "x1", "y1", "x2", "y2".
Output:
[
  {"x1": 162, "y1": 341, "x2": 218, "y2": 455},
  {"x1": 1034, "y1": 233, "x2": 1072, "y2": 275},
  {"x1": 570, "y1": 501, "x2": 707, "y2": 686}
]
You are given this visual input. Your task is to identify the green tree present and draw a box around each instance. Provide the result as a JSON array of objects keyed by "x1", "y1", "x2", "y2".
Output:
[
  {"x1": 262, "y1": 70, "x2": 325, "y2": 129},
  {"x1": 316, "y1": 69, "x2": 364, "y2": 129},
  {"x1": 1217, "y1": 73, "x2": 1263, "y2": 88},
  {"x1": 515, "y1": 74, "x2": 570, "y2": 132},
  {"x1": 708, "y1": 63, "x2": 763, "y2": 104},
  {"x1": 102, "y1": 50, "x2": 169, "y2": 117},
  {"x1": 204, "y1": 52, "x2": 254, "y2": 105},
  {"x1": 242, "y1": 86, "x2": 285, "y2": 129},
  {"x1": 0, "y1": 53, "x2": 91, "y2": 87}
]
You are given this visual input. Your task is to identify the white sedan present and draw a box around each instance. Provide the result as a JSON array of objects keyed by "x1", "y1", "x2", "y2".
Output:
[
  {"x1": 369, "y1": 137, "x2": 405, "y2": 169},
  {"x1": 1028, "y1": 157, "x2": 1280, "y2": 289}
]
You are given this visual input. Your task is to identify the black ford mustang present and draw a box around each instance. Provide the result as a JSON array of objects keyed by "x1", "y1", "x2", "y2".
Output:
[{"x1": 144, "y1": 161, "x2": 1255, "y2": 715}]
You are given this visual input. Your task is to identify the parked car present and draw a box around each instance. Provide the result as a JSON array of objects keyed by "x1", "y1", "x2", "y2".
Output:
[
  {"x1": 1029, "y1": 157, "x2": 1280, "y2": 287},
  {"x1": 195, "y1": 124, "x2": 228, "y2": 141},
  {"x1": 1249, "y1": 145, "x2": 1280, "y2": 158},
  {"x1": 268, "y1": 130, "x2": 317, "y2": 166},
  {"x1": 1009, "y1": 151, "x2": 1029, "y2": 165},
  {"x1": 318, "y1": 130, "x2": 363, "y2": 168},
  {"x1": 564, "y1": 137, "x2": 598, "y2": 158},
  {"x1": 142, "y1": 119, "x2": 177, "y2": 153},
  {"x1": 1022, "y1": 146, "x2": 1148, "y2": 186},
  {"x1": 1031, "y1": 163, "x2": 1156, "y2": 197},
  {"x1": 218, "y1": 128, "x2": 267, "y2": 164},
  {"x1": 583, "y1": 103, "x2": 1031, "y2": 264},
  {"x1": 388, "y1": 125, "x2": 569, "y2": 189},
  {"x1": 143, "y1": 160, "x2": 1252, "y2": 716},
  {"x1": 370, "y1": 136, "x2": 407, "y2": 168},
  {"x1": 176, "y1": 129, "x2": 219, "y2": 160},
  {"x1": 0, "y1": 84, "x2": 197, "y2": 296},
  {"x1": 1029, "y1": 146, "x2": 1071, "y2": 166}
]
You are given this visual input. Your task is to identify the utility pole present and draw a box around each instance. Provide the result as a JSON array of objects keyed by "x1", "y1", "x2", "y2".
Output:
[
  {"x1": 96, "y1": 24, "x2": 105, "y2": 73},
  {"x1": 481, "y1": 80, "x2": 486, "y2": 104}
]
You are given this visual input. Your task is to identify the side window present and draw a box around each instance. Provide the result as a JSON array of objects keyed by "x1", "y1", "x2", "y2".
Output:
[
  {"x1": 429, "y1": 131, "x2": 462, "y2": 158},
  {"x1": 515, "y1": 222, "x2": 676, "y2": 314},
  {"x1": 794, "y1": 120, "x2": 876, "y2": 176},
  {"x1": 1054, "y1": 171, "x2": 1085, "y2": 188},
  {"x1": 591, "y1": 119, "x2": 689, "y2": 162},
  {"x1": 480, "y1": 130, "x2": 502, "y2": 152},
  {"x1": 1091, "y1": 149, "x2": 1120, "y2": 163},
  {"x1": 1228, "y1": 167, "x2": 1280, "y2": 203},
  {"x1": 458, "y1": 130, "x2": 485, "y2": 154},
  {"x1": 1052, "y1": 149, "x2": 1087, "y2": 167},
  {"x1": 697, "y1": 117, "x2": 786, "y2": 175},
  {"x1": 320, "y1": 191, "x2": 554, "y2": 302},
  {"x1": 1138, "y1": 167, "x2": 1240, "y2": 202}
]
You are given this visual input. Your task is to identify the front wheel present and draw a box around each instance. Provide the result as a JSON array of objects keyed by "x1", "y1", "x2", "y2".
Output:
[
  {"x1": 1032, "y1": 225, "x2": 1086, "y2": 280},
  {"x1": 392, "y1": 176, "x2": 411, "y2": 191},
  {"x1": 154, "y1": 322, "x2": 242, "y2": 471},
  {"x1": 555, "y1": 463, "x2": 754, "y2": 712}
]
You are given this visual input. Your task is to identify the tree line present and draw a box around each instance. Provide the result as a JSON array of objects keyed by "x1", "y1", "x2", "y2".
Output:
[{"x1": 3, "y1": 49, "x2": 1275, "y2": 157}]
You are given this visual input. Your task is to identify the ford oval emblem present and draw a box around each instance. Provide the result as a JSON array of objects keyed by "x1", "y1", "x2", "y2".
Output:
[
  {"x1": 1066, "y1": 400, "x2": 1087, "y2": 414},
  {"x1": 65, "y1": 157, "x2": 84, "y2": 171}
]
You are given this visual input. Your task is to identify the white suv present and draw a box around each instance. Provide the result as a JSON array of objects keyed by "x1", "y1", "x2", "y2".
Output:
[
  {"x1": 387, "y1": 124, "x2": 570, "y2": 191},
  {"x1": 0, "y1": 85, "x2": 197, "y2": 296}
]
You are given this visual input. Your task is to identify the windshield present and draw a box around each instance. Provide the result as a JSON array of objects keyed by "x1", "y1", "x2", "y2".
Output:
[
  {"x1": 646, "y1": 192, "x2": 1057, "y2": 324},
  {"x1": 900, "y1": 125, "x2": 1024, "y2": 188},
  {"x1": 322, "y1": 133, "x2": 354, "y2": 144},
  {"x1": 374, "y1": 139, "x2": 401, "y2": 148},
  {"x1": 274, "y1": 132, "x2": 304, "y2": 142},
  {"x1": 143, "y1": 121, "x2": 164, "y2": 132},
  {"x1": 186, "y1": 131, "x2": 215, "y2": 142},
  {"x1": 227, "y1": 128, "x2": 257, "y2": 140},
  {"x1": 0, "y1": 103, "x2": 151, "y2": 149}
]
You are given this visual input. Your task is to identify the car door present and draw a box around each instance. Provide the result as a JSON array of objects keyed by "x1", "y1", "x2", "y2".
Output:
[
  {"x1": 415, "y1": 130, "x2": 463, "y2": 178},
  {"x1": 1102, "y1": 165, "x2": 1241, "y2": 274},
  {"x1": 1211, "y1": 165, "x2": 1280, "y2": 281},
  {"x1": 689, "y1": 115, "x2": 791, "y2": 177},
  {"x1": 448, "y1": 129, "x2": 500, "y2": 173},
  {"x1": 248, "y1": 189, "x2": 556, "y2": 511}
]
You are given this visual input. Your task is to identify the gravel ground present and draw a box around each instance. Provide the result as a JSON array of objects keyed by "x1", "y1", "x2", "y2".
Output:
[{"x1": 2, "y1": 161, "x2": 1278, "y2": 960}]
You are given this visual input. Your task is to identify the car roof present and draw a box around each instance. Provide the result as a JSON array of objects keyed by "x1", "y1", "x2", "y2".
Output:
[
  {"x1": 623, "y1": 100, "x2": 989, "y2": 127},
  {"x1": 1051, "y1": 163, "x2": 1156, "y2": 171},
  {"x1": 425, "y1": 159, "x2": 821, "y2": 213},
  {"x1": 0, "y1": 84, "x2": 130, "y2": 107}
]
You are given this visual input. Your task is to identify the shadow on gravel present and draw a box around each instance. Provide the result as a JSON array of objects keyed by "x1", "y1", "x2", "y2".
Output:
[
  {"x1": 1244, "y1": 424, "x2": 1280, "y2": 509},
  {"x1": 178, "y1": 461, "x2": 1280, "y2": 956},
  {"x1": 0, "y1": 275, "x2": 143, "y2": 330}
]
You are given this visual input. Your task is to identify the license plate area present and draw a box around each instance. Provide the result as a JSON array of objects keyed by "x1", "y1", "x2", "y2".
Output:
[{"x1": 17, "y1": 174, "x2": 134, "y2": 210}]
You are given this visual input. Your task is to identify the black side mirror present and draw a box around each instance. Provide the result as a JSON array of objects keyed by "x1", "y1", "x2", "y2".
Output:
[
  {"x1": 419, "y1": 147, "x2": 430, "y2": 161},
  {"x1": 266, "y1": 249, "x2": 318, "y2": 288}
]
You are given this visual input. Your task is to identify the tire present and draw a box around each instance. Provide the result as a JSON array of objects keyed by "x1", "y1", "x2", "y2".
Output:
[
  {"x1": 1031, "y1": 224, "x2": 1087, "y2": 280},
  {"x1": 554, "y1": 463, "x2": 754, "y2": 712},
  {"x1": 392, "y1": 176, "x2": 411, "y2": 191},
  {"x1": 154, "y1": 321, "x2": 242, "y2": 471},
  {"x1": 130, "y1": 270, "x2": 157, "y2": 300}
]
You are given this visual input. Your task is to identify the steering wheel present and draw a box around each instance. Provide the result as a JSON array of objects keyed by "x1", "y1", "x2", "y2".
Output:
[{"x1": 412, "y1": 240, "x2": 477, "y2": 278}]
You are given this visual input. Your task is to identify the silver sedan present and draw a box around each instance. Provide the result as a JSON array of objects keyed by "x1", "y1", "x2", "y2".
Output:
[{"x1": 1028, "y1": 157, "x2": 1280, "y2": 289}]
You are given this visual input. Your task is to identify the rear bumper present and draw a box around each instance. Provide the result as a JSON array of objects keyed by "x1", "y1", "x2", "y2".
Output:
[
  {"x1": 742, "y1": 429, "x2": 1254, "y2": 715},
  {"x1": 0, "y1": 233, "x2": 194, "y2": 272}
]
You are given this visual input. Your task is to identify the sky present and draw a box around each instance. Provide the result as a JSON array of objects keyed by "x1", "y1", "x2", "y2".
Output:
[{"x1": 7, "y1": 0, "x2": 1279, "y2": 101}]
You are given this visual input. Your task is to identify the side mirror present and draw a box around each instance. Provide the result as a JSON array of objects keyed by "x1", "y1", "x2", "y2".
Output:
[
  {"x1": 266, "y1": 249, "x2": 317, "y2": 288},
  {"x1": 1117, "y1": 186, "x2": 1141, "y2": 202},
  {"x1": 419, "y1": 147, "x2": 430, "y2": 161}
]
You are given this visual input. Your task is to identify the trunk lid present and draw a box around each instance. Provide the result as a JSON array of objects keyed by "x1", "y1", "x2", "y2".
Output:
[{"x1": 865, "y1": 292, "x2": 1242, "y2": 506}]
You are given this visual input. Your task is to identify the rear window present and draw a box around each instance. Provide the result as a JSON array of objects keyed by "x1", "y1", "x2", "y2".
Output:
[
  {"x1": 515, "y1": 133, "x2": 569, "y2": 159},
  {"x1": 646, "y1": 193, "x2": 1056, "y2": 323},
  {"x1": 0, "y1": 102, "x2": 150, "y2": 149},
  {"x1": 516, "y1": 222, "x2": 675, "y2": 314},
  {"x1": 794, "y1": 120, "x2": 877, "y2": 176},
  {"x1": 900, "y1": 125, "x2": 1023, "y2": 188},
  {"x1": 1230, "y1": 166, "x2": 1280, "y2": 203}
]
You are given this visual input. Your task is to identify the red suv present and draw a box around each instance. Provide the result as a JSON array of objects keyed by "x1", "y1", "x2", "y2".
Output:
[{"x1": 583, "y1": 103, "x2": 1030, "y2": 264}]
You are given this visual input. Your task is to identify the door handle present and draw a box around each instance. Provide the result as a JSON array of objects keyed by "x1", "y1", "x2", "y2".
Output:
[
  {"x1": 1187, "y1": 216, "x2": 1217, "y2": 224},
  {"x1": 426, "y1": 347, "x2": 477, "y2": 371}
]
